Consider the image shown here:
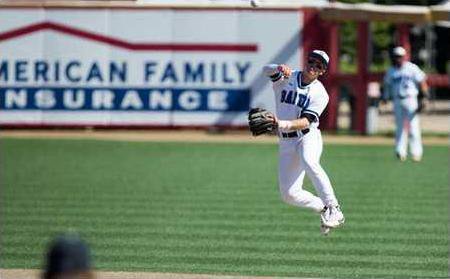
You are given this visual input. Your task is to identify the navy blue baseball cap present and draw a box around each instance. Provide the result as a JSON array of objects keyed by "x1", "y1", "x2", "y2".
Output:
[{"x1": 43, "y1": 234, "x2": 92, "y2": 277}]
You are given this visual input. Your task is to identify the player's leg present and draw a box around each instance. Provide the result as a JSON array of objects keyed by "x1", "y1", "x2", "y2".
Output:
[
  {"x1": 278, "y1": 140, "x2": 324, "y2": 212},
  {"x1": 300, "y1": 129, "x2": 344, "y2": 228},
  {"x1": 407, "y1": 109, "x2": 423, "y2": 161},
  {"x1": 394, "y1": 102, "x2": 408, "y2": 161},
  {"x1": 300, "y1": 130, "x2": 338, "y2": 207},
  {"x1": 313, "y1": 130, "x2": 332, "y2": 236}
]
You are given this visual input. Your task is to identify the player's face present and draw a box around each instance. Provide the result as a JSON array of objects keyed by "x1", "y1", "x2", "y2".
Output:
[
  {"x1": 305, "y1": 57, "x2": 326, "y2": 79},
  {"x1": 392, "y1": 55, "x2": 405, "y2": 67}
]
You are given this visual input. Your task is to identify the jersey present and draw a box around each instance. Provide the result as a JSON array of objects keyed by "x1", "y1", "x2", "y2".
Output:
[
  {"x1": 383, "y1": 61, "x2": 425, "y2": 99},
  {"x1": 263, "y1": 65, "x2": 328, "y2": 130}
]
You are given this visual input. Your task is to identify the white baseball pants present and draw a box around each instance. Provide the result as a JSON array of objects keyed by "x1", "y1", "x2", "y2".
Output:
[
  {"x1": 393, "y1": 97, "x2": 423, "y2": 158},
  {"x1": 278, "y1": 128, "x2": 338, "y2": 213}
]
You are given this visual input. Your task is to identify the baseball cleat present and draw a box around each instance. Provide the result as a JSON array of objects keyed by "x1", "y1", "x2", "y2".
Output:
[
  {"x1": 319, "y1": 207, "x2": 331, "y2": 235},
  {"x1": 412, "y1": 156, "x2": 422, "y2": 162},
  {"x1": 396, "y1": 153, "x2": 407, "y2": 162},
  {"x1": 321, "y1": 205, "x2": 345, "y2": 228},
  {"x1": 320, "y1": 224, "x2": 331, "y2": 236}
]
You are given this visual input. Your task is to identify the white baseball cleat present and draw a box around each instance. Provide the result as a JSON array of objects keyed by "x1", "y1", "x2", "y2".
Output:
[
  {"x1": 396, "y1": 153, "x2": 407, "y2": 162},
  {"x1": 321, "y1": 205, "x2": 345, "y2": 228},
  {"x1": 319, "y1": 207, "x2": 331, "y2": 235},
  {"x1": 412, "y1": 156, "x2": 422, "y2": 162},
  {"x1": 320, "y1": 224, "x2": 331, "y2": 236}
]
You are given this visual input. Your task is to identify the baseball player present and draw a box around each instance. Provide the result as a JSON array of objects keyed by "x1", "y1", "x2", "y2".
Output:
[
  {"x1": 382, "y1": 46, "x2": 429, "y2": 162},
  {"x1": 248, "y1": 50, "x2": 344, "y2": 235}
]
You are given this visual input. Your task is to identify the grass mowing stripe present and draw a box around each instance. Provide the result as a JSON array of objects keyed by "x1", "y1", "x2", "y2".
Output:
[
  {"x1": 3, "y1": 215, "x2": 445, "y2": 229},
  {"x1": 3, "y1": 215, "x2": 447, "y2": 231},
  {"x1": 3, "y1": 202, "x2": 448, "y2": 215},
  {"x1": 2, "y1": 228, "x2": 447, "y2": 247},
  {"x1": 3, "y1": 239, "x2": 448, "y2": 259},
  {"x1": 3, "y1": 203, "x2": 447, "y2": 219},
  {"x1": 3, "y1": 216, "x2": 447, "y2": 235},
  {"x1": 3, "y1": 220, "x2": 447, "y2": 236},
  {"x1": 3, "y1": 250, "x2": 446, "y2": 272},
  {"x1": 3, "y1": 231, "x2": 447, "y2": 251},
  {"x1": 4, "y1": 198, "x2": 448, "y2": 207},
  {"x1": 5, "y1": 250, "x2": 447, "y2": 271},
  {"x1": 3, "y1": 210, "x2": 447, "y2": 228},
  {"x1": 3, "y1": 188, "x2": 446, "y2": 198},
  {"x1": 3, "y1": 207, "x2": 447, "y2": 221},
  {"x1": 4, "y1": 211, "x2": 447, "y2": 225},
  {"x1": 4, "y1": 196, "x2": 446, "y2": 207}
]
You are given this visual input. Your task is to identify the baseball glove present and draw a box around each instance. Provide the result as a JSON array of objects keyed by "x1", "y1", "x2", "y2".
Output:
[
  {"x1": 416, "y1": 98, "x2": 426, "y2": 113},
  {"x1": 416, "y1": 90, "x2": 427, "y2": 113},
  {"x1": 248, "y1": 108, "x2": 277, "y2": 136}
]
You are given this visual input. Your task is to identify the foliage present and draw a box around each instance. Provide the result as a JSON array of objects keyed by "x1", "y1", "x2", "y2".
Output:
[{"x1": 336, "y1": 0, "x2": 442, "y2": 73}]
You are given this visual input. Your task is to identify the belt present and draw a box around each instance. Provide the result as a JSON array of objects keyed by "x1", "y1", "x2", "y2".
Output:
[
  {"x1": 396, "y1": 95, "x2": 411, "y2": 100},
  {"x1": 281, "y1": 129, "x2": 310, "y2": 138}
]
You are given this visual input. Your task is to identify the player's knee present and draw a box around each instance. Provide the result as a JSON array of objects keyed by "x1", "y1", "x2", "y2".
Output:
[
  {"x1": 280, "y1": 187, "x2": 304, "y2": 205},
  {"x1": 304, "y1": 162, "x2": 322, "y2": 176},
  {"x1": 280, "y1": 191, "x2": 294, "y2": 204},
  {"x1": 280, "y1": 189, "x2": 297, "y2": 205}
]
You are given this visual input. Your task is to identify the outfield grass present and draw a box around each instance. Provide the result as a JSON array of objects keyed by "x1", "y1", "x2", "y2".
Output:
[{"x1": 0, "y1": 138, "x2": 448, "y2": 278}]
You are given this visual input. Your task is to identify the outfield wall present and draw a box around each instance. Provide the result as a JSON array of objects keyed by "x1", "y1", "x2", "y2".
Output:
[{"x1": 0, "y1": 6, "x2": 302, "y2": 128}]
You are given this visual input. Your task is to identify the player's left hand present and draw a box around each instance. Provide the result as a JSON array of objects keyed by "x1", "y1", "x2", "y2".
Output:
[{"x1": 248, "y1": 108, "x2": 278, "y2": 136}]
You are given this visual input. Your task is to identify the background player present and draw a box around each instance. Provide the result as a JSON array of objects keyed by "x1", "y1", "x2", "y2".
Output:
[
  {"x1": 261, "y1": 50, "x2": 345, "y2": 235},
  {"x1": 382, "y1": 46, "x2": 429, "y2": 162}
]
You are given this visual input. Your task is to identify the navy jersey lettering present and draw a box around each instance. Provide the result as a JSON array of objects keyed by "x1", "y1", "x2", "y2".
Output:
[
  {"x1": 296, "y1": 94, "x2": 310, "y2": 109},
  {"x1": 280, "y1": 89, "x2": 310, "y2": 110}
]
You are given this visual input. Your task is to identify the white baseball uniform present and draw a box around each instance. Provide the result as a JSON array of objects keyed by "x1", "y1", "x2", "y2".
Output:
[
  {"x1": 383, "y1": 61, "x2": 426, "y2": 158},
  {"x1": 263, "y1": 64, "x2": 339, "y2": 213}
]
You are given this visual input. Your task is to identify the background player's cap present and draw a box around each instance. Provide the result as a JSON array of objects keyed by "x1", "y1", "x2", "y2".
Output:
[
  {"x1": 392, "y1": 46, "x2": 406, "y2": 57},
  {"x1": 309, "y1": 50, "x2": 329, "y2": 68}
]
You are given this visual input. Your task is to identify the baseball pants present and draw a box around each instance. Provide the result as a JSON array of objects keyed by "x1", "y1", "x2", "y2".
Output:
[
  {"x1": 278, "y1": 128, "x2": 338, "y2": 212},
  {"x1": 394, "y1": 97, "x2": 423, "y2": 158}
]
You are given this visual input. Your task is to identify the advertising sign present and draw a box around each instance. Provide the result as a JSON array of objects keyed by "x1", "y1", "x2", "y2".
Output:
[{"x1": 0, "y1": 9, "x2": 302, "y2": 127}]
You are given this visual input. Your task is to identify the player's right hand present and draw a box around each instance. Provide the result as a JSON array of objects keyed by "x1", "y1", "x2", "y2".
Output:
[{"x1": 277, "y1": 64, "x2": 292, "y2": 78}]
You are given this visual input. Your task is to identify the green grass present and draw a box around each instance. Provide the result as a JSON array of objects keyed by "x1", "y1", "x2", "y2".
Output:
[{"x1": 0, "y1": 138, "x2": 448, "y2": 278}]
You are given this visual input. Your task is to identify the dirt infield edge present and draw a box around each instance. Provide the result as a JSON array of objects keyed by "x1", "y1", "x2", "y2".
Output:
[
  {"x1": 0, "y1": 269, "x2": 315, "y2": 279},
  {"x1": 0, "y1": 130, "x2": 448, "y2": 146}
]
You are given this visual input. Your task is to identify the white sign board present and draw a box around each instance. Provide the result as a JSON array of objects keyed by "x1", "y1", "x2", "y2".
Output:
[{"x1": 0, "y1": 9, "x2": 302, "y2": 127}]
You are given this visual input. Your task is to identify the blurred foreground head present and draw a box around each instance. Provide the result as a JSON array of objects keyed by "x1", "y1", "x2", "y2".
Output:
[{"x1": 42, "y1": 234, "x2": 94, "y2": 279}]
